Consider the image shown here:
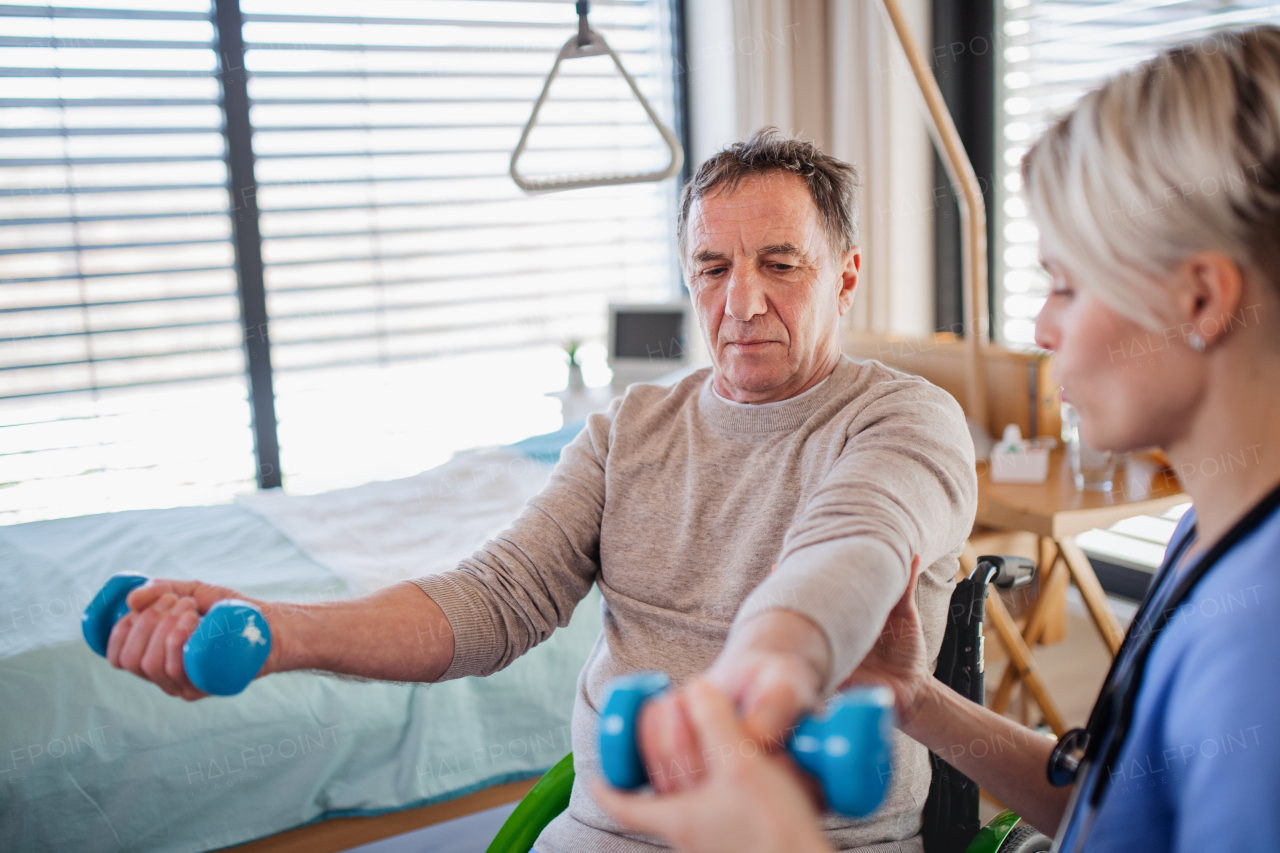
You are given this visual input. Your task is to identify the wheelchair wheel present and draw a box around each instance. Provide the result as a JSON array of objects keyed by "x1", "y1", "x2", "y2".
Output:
[{"x1": 996, "y1": 825, "x2": 1052, "y2": 853}]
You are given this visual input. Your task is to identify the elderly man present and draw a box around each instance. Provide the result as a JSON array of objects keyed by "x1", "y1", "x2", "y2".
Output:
[{"x1": 110, "y1": 129, "x2": 977, "y2": 852}]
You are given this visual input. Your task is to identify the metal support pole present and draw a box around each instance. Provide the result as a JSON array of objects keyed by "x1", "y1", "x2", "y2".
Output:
[{"x1": 876, "y1": 0, "x2": 991, "y2": 434}]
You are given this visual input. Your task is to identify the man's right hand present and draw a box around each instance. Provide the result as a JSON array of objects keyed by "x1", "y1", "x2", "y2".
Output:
[{"x1": 105, "y1": 579, "x2": 268, "y2": 702}]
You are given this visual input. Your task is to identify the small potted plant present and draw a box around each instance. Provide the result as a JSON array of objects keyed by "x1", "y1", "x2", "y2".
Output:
[{"x1": 564, "y1": 339, "x2": 584, "y2": 391}]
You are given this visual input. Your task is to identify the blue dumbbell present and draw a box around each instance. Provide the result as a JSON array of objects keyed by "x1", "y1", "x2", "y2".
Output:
[
  {"x1": 599, "y1": 672, "x2": 895, "y2": 818},
  {"x1": 81, "y1": 573, "x2": 272, "y2": 696}
]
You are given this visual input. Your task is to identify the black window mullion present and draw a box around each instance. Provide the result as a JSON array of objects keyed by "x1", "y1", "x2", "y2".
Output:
[
  {"x1": 671, "y1": 0, "x2": 693, "y2": 190},
  {"x1": 931, "y1": 0, "x2": 996, "y2": 340},
  {"x1": 213, "y1": 0, "x2": 281, "y2": 489}
]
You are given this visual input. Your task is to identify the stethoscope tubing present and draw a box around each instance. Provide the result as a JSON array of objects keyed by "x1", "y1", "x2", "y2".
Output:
[{"x1": 1053, "y1": 477, "x2": 1280, "y2": 851}]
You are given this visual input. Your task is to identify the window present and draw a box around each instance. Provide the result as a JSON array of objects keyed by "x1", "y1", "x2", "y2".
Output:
[
  {"x1": 1, "y1": 0, "x2": 684, "y2": 521},
  {"x1": 242, "y1": 0, "x2": 682, "y2": 494},
  {"x1": 0, "y1": 1, "x2": 255, "y2": 524},
  {"x1": 994, "y1": 0, "x2": 1280, "y2": 347}
]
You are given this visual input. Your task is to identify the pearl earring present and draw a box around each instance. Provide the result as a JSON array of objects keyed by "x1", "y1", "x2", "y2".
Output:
[{"x1": 1188, "y1": 333, "x2": 1207, "y2": 352}]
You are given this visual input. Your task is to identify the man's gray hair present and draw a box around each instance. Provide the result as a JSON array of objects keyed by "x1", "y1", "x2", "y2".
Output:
[
  {"x1": 677, "y1": 128, "x2": 862, "y2": 263},
  {"x1": 1022, "y1": 25, "x2": 1280, "y2": 331}
]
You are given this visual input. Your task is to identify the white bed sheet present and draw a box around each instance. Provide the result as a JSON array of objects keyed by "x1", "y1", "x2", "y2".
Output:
[{"x1": 236, "y1": 448, "x2": 554, "y2": 596}]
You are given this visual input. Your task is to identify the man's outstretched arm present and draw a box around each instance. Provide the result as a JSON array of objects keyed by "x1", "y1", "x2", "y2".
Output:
[
  {"x1": 107, "y1": 579, "x2": 455, "y2": 700},
  {"x1": 637, "y1": 375, "x2": 979, "y2": 792},
  {"x1": 108, "y1": 400, "x2": 616, "y2": 700}
]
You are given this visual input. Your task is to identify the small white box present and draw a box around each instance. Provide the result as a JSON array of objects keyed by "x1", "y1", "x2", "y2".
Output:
[{"x1": 990, "y1": 447, "x2": 1050, "y2": 483}]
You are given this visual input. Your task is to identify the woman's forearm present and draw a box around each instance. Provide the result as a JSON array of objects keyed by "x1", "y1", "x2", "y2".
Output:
[
  {"x1": 903, "y1": 679, "x2": 1071, "y2": 835},
  {"x1": 262, "y1": 581, "x2": 455, "y2": 682}
]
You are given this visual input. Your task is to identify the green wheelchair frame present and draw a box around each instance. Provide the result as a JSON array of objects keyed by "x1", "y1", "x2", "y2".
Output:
[
  {"x1": 484, "y1": 753, "x2": 1044, "y2": 853},
  {"x1": 485, "y1": 558, "x2": 1054, "y2": 853}
]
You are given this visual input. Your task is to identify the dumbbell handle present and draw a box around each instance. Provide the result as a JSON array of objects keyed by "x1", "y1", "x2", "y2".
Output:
[
  {"x1": 599, "y1": 673, "x2": 895, "y2": 818},
  {"x1": 81, "y1": 573, "x2": 272, "y2": 697}
]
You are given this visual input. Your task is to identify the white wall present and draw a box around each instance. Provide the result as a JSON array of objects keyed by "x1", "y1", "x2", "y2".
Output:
[
  {"x1": 685, "y1": 0, "x2": 740, "y2": 168},
  {"x1": 830, "y1": 0, "x2": 935, "y2": 337}
]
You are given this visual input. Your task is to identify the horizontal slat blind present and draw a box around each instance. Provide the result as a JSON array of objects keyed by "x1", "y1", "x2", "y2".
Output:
[
  {"x1": 994, "y1": 0, "x2": 1280, "y2": 347},
  {"x1": 243, "y1": 0, "x2": 680, "y2": 493},
  {"x1": 0, "y1": 1, "x2": 256, "y2": 524}
]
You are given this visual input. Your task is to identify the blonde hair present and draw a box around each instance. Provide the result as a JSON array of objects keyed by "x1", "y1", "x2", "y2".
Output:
[{"x1": 1021, "y1": 26, "x2": 1280, "y2": 331}]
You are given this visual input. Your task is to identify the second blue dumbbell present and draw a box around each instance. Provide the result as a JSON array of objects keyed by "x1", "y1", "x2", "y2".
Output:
[
  {"x1": 599, "y1": 672, "x2": 895, "y2": 818},
  {"x1": 81, "y1": 573, "x2": 272, "y2": 697}
]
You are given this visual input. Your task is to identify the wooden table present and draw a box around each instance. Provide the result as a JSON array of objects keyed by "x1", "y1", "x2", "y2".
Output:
[{"x1": 965, "y1": 449, "x2": 1186, "y2": 734}]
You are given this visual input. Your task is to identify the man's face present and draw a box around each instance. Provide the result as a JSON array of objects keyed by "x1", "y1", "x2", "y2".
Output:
[{"x1": 683, "y1": 172, "x2": 860, "y2": 403}]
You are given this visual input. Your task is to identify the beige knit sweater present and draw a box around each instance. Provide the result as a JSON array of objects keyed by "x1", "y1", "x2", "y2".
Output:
[{"x1": 412, "y1": 355, "x2": 977, "y2": 852}]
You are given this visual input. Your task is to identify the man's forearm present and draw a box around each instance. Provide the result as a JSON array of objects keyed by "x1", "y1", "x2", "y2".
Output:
[
  {"x1": 740, "y1": 538, "x2": 908, "y2": 693},
  {"x1": 904, "y1": 679, "x2": 1070, "y2": 835},
  {"x1": 643, "y1": 609, "x2": 834, "y2": 794},
  {"x1": 724, "y1": 609, "x2": 832, "y2": 689},
  {"x1": 261, "y1": 581, "x2": 455, "y2": 683},
  {"x1": 706, "y1": 609, "x2": 833, "y2": 740}
]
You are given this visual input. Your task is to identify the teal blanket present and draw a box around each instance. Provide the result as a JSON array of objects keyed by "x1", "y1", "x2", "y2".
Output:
[{"x1": 0, "y1": 503, "x2": 601, "y2": 852}]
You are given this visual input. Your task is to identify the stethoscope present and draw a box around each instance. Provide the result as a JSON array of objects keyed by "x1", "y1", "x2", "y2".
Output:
[{"x1": 1045, "y1": 478, "x2": 1280, "y2": 852}]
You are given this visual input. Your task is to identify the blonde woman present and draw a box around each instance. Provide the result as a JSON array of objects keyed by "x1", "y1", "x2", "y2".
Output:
[{"x1": 596, "y1": 26, "x2": 1280, "y2": 853}]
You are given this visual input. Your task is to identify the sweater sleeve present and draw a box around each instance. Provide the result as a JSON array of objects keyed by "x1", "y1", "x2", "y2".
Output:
[
  {"x1": 735, "y1": 374, "x2": 978, "y2": 692},
  {"x1": 409, "y1": 402, "x2": 616, "y2": 679}
]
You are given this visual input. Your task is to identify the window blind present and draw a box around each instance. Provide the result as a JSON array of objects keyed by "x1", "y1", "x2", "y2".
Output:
[
  {"x1": 0, "y1": 1, "x2": 256, "y2": 524},
  {"x1": 2, "y1": 0, "x2": 684, "y2": 515},
  {"x1": 994, "y1": 0, "x2": 1280, "y2": 347},
  {"x1": 240, "y1": 0, "x2": 682, "y2": 493}
]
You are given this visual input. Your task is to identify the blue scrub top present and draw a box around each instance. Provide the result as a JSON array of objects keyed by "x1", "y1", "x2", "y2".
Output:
[{"x1": 1056, "y1": 501, "x2": 1280, "y2": 852}]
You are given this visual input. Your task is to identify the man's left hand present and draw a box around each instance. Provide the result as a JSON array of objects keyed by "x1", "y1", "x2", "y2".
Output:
[
  {"x1": 636, "y1": 609, "x2": 831, "y2": 793},
  {"x1": 598, "y1": 678, "x2": 830, "y2": 853}
]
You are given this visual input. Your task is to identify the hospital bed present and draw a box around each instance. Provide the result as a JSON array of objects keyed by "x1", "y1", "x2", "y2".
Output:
[{"x1": 0, "y1": 423, "x2": 594, "y2": 853}]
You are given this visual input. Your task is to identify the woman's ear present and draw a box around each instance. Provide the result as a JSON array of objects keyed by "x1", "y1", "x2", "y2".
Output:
[{"x1": 1178, "y1": 251, "x2": 1245, "y2": 348}]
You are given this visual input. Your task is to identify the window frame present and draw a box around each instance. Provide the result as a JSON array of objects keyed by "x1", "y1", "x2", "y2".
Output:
[{"x1": 214, "y1": 0, "x2": 691, "y2": 489}]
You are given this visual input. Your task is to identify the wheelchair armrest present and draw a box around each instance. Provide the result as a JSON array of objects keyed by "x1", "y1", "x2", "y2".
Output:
[
  {"x1": 963, "y1": 808, "x2": 1052, "y2": 853},
  {"x1": 485, "y1": 752, "x2": 576, "y2": 853},
  {"x1": 972, "y1": 555, "x2": 1036, "y2": 590}
]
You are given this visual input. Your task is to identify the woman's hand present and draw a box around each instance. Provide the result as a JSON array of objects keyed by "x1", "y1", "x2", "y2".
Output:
[
  {"x1": 594, "y1": 678, "x2": 831, "y2": 853},
  {"x1": 838, "y1": 555, "x2": 932, "y2": 727}
]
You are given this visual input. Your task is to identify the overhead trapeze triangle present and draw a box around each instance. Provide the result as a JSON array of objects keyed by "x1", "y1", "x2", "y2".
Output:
[{"x1": 509, "y1": 0, "x2": 684, "y2": 194}]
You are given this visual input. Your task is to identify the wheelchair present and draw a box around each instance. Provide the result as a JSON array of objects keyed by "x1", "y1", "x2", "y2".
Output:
[{"x1": 485, "y1": 556, "x2": 1054, "y2": 853}]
